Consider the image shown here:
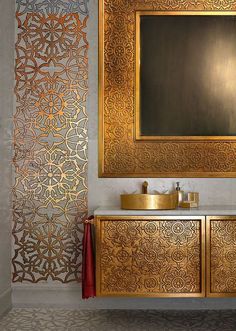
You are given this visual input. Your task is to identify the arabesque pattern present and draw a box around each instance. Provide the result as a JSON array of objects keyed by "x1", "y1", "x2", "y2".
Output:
[
  {"x1": 13, "y1": 0, "x2": 89, "y2": 283},
  {"x1": 210, "y1": 219, "x2": 236, "y2": 293},
  {"x1": 101, "y1": 0, "x2": 236, "y2": 177},
  {"x1": 2, "y1": 309, "x2": 236, "y2": 330},
  {"x1": 98, "y1": 219, "x2": 202, "y2": 295}
]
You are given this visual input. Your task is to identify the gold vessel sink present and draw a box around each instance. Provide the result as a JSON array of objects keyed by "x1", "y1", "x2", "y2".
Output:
[{"x1": 120, "y1": 192, "x2": 178, "y2": 210}]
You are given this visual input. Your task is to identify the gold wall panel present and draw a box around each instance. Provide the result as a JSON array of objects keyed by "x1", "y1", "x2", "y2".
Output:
[
  {"x1": 13, "y1": 1, "x2": 89, "y2": 283},
  {"x1": 207, "y1": 216, "x2": 236, "y2": 297},
  {"x1": 99, "y1": 0, "x2": 236, "y2": 177},
  {"x1": 96, "y1": 216, "x2": 205, "y2": 297}
]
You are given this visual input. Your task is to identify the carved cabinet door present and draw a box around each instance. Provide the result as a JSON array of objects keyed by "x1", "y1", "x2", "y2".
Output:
[
  {"x1": 96, "y1": 216, "x2": 205, "y2": 297},
  {"x1": 207, "y1": 216, "x2": 236, "y2": 297}
]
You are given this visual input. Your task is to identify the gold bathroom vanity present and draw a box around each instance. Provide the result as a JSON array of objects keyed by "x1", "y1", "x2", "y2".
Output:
[{"x1": 94, "y1": 208, "x2": 236, "y2": 298}]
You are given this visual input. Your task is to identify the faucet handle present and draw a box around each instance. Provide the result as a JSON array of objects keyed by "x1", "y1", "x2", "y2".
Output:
[{"x1": 142, "y1": 181, "x2": 148, "y2": 194}]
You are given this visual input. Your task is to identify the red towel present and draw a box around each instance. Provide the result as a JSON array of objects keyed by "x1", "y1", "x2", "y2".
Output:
[{"x1": 82, "y1": 216, "x2": 96, "y2": 299}]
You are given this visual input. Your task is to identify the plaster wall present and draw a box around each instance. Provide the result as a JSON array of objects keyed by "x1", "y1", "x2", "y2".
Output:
[{"x1": 2, "y1": 0, "x2": 236, "y2": 310}]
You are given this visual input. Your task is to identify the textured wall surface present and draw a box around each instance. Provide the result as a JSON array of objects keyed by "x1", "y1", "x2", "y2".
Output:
[{"x1": 13, "y1": 0, "x2": 89, "y2": 283}]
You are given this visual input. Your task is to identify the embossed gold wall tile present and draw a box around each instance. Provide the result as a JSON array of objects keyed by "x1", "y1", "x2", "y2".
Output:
[{"x1": 13, "y1": 0, "x2": 89, "y2": 283}]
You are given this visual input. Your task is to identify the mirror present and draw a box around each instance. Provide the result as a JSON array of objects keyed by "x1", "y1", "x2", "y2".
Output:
[
  {"x1": 136, "y1": 13, "x2": 236, "y2": 139},
  {"x1": 100, "y1": 1, "x2": 236, "y2": 178}
]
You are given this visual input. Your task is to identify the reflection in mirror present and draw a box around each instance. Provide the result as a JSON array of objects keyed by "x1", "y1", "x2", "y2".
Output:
[{"x1": 139, "y1": 14, "x2": 236, "y2": 137}]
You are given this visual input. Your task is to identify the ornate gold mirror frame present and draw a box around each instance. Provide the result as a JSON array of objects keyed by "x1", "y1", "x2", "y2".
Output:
[{"x1": 99, "y1": 0, "x2": 236, "y2": 178}]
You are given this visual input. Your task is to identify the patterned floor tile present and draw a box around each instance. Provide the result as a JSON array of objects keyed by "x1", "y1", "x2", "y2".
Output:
[{"x1": 1, "y1": 309, "x2": 236, "y2": 331}]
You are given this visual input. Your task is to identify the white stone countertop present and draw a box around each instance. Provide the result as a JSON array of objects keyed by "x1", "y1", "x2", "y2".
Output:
[{"x1": 94, "y1": 205, "x2": 236, "y2": 216}]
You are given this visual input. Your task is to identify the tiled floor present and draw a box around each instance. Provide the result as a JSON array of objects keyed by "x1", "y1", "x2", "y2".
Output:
[{"x1": 0, "y1": 309, "x2": 236, "y2": 331}]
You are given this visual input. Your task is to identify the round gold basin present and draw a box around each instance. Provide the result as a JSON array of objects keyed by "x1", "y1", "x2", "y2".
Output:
[{"x1": 120, "y1": 193, "x2": 177, "y2": 210}]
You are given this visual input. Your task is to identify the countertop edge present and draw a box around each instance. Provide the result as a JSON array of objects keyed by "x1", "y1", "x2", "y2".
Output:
[{"x1": 94, "y1": 205, "x2": 236, "y2": 216}]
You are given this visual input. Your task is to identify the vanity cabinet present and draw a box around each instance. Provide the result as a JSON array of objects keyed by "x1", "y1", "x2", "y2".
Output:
[
  {"x1": 207, "y1": 216, "x2": 236, "y2": 297},
  {"x1": 95, "y1": 210, "x2": 236, "y2": 298},
  {"x1": 95, "y1": 216, "x2": 205, "y2": 297}
]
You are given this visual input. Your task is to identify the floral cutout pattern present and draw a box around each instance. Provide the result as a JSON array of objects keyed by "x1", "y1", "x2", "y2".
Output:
[{"x1": 13, "y1": 0, "x2": 88, "y2": 282}]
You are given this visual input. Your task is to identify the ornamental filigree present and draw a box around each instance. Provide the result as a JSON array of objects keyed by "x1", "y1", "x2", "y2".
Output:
[
  {"x1": 99, "y1": 219, "x2": 203, "y2": 295},
  {"x1": 100, "y1": 0, "x2": 236, "y2": 177},
  {"x1": 209, "y1": 219, "x2": 236, "y2": 293},
  {"x1": 13, "y1": 1, "x2": 88, "y2": 283}
]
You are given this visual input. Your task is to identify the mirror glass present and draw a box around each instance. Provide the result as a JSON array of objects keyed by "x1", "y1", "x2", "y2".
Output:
[{"x1": 139, "y1": 15, "x2": 236, "y2": 137}]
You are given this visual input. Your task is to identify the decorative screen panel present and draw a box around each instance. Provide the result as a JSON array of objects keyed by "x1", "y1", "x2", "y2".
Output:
[{"x1": 13, "y1": 0, "x2": 89, "y2": 283}]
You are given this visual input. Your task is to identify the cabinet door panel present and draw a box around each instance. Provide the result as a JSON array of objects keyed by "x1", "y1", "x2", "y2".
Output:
[
  {"x1": 207, "y1": 216, "x2": 236, "y2": 297},
  {"x1": 96, "y1": 216, "x2": 205, "y2": 297}
]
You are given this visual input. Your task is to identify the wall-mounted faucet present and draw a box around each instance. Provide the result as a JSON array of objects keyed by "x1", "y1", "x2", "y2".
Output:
[{"x1": 142, "y1": 181, "x2": 148, "y2": 194}]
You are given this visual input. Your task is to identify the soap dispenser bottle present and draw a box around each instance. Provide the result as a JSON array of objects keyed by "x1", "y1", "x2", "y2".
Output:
[{"x1": 176, "y1": 182, "x2": 184, "y2": 206}]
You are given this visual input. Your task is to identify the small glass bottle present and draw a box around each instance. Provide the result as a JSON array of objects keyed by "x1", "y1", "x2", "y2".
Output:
[{"x1": 176, "y1": 182, "x2": 184, "y2": 206}]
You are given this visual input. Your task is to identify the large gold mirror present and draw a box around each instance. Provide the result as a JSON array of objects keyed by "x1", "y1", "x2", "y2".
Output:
[{"x1": 99, "y1": 1, "x2": 236, "y2": 178}]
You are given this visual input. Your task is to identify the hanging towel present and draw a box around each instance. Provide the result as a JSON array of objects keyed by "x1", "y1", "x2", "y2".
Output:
[{"x1": 82, "y1": 215, "x2": 96, "y2": 299}]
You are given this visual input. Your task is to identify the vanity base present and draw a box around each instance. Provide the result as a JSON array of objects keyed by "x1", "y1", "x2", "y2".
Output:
[{"x1": 94, "y1": 208, "x2": 236, "y2": 298}]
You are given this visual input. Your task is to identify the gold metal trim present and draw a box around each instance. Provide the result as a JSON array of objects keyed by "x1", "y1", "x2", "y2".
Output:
[
  {"x1": 98, "y1": 0, "x2": 104, "y2": 177},
  {"x1": 95, "y1": 215, "x2": 205, "y2": 298},
  {"x1": 99, "y1": 0, "x2": 236, "y2": 177},
  {"x1": 84, "y1": 219, "x2": 96, "y2": 224},
  {"x1": 95, "y1": 217, "x2": 101, "y2": 296},
  {"x1": 206, "y1": 215, "x2": 236, "y2": 297},
  {"x1": 206, "y1": 216, "x2": 211, "y2": 298}
]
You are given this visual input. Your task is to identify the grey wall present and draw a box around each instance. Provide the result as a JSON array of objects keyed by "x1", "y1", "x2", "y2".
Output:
[
  {"x1": 0, "y1": 0, "x2": 14, "y2": 315},
  {"x1": 87, "y1": 0, "x2": 236, "y2": 213},
  {"x1": 2, "y1": 0, "x2": 236, "y2": 311}
]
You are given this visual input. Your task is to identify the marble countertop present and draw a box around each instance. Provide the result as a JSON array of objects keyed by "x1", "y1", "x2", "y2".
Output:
[{"x1": 94, "y1": 205, "x2": 236, "y2": 216}]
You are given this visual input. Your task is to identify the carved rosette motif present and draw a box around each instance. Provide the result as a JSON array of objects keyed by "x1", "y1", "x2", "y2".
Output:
[
  {"x1": 102, "y1": 0, "x2": 236, "y2": 176},
  {"x1": 99, "y1": 219, "x2": 202, "y2": 295},
  {"x1": 13, "y1": 1, "x2": 89, "y2": 283},
  {"x1": 210, "y1": 220, "x2": 236, "y2": 293}
]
